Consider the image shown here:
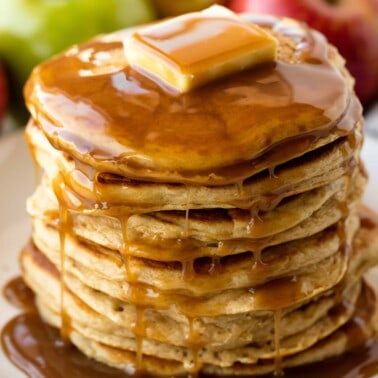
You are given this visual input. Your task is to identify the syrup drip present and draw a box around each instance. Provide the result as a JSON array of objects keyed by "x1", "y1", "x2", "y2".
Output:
[
  {"x1": 183, "y1": 186, "x2": 192, "y2": 238},
  {"x1": 246, "y1": 209, "x2": 256, "y2": 235},
  {"x1": 208, "y1": 256, "x2": 222, "y2": 276},
  {"x1": 246, "y1": 182, "x2": 283, "y2": 377},
  {"x1": 181, "y1": 186, "x2": 196, "y2": 283},
  {"x1": 217, "y1": 241, "x2": 225, "y2": 255},
  {"x1": 52, "y1": 174, "x2": 72, "y2": 342},
  {"x1": 121, "y1": 215, "x2": 147, "y2": 375},
  {"x1": 186, "y1": 317, "x2": 203, "y2": 376},
  {"x1": 235, "y1": 181, "x2": 245, "y2": 198},
  {"x1": 268, "y1": 166, "x2": 277, "y2": 179},
  {"x1": 252, "y1": 249, "x2": 265, "y2": 270},
  {"x1": 184, "y1": 207, "x2": 191, "y2": 238},
  {"x1": 182, "y1": 259, "x2": 196, "y2": 281},
  {"x1": 246, "y1": 207, "x2": 265, "y2": 237},
  {"x1": 273, "y1": 309, "x2": 283, "y2": 376},
  {"x1": 132, "y1": 307, "x2": 146, "y2": 373},
  {"x1": 120, "y1": 215, "x2": 132, "y2": 281}
]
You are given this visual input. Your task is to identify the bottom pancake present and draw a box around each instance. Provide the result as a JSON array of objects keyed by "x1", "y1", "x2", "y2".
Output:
[{"x1": 33, "y1": 281, "x2": 377, "y2": 377}]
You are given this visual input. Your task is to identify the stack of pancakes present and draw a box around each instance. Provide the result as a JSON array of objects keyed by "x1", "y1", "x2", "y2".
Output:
[{"x1": 21, "y1": 14, "x2": 378, "y2": 376}]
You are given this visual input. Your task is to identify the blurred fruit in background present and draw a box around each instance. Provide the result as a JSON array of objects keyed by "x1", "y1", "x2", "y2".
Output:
[
  {"x1": 1, "y1": 0, "x2": 377, "y2": 126},
  {"x1": 152, "y1": 0, "x2": 222, "y2": 16},
  {"x1": 0, "y1": 62, "x2": 7, "y2": 129},
  {"x1": 228, "y1": 0, "x2": 378, "y2": 106},
  {"x1": 0, "y1": 0, "x2": 156, "y2": 122}
]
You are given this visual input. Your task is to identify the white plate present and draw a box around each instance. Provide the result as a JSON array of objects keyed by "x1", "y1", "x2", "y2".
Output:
[{"x1": 0, "y1": 130, "x2": 377, "y2": 377}]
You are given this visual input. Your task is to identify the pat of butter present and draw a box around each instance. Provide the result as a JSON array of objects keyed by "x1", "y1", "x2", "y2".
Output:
[{"x1": 124, "y1": 5, "x2": 278, "y2": 93}]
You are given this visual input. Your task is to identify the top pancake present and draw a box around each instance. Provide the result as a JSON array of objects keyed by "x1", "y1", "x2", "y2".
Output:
[{"x1": 24, "y1": 15, "x2": 358, "y2": 185}]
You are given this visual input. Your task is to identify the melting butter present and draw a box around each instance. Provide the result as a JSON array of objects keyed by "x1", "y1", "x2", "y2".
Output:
[{"x1": 125, "y1": 5, "x2": 277, "y2": 93}]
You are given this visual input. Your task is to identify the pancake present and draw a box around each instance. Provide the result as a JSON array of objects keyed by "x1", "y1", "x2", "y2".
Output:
[
  {"x1": 26, "y1": 121, "x2": 362, "y2": 212},
  {"x1": 31, "y1": 213, "x2": 359, "y2": 296},
  {"x1": 28, "y1": 166, "x2": 364, "y2": 247},
  {"x1": 18, "y1": 8, "x2": 378, "y2": 377}
]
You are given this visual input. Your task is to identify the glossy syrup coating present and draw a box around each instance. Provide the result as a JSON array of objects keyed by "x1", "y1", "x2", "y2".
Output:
[{"x1": 24, "y1": 15, "x2": 356, "y2": 185}]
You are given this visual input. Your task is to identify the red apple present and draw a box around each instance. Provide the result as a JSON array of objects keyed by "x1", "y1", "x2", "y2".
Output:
[
  {"x1": 152, "y1": 0, "x2": 223, "y2": 16},
  {"x1": 0, "y1": 62, "x2": 7, "y2": 127},
  {"x1": 228, "y1": 0, "x2": 378, "y2": 105}
]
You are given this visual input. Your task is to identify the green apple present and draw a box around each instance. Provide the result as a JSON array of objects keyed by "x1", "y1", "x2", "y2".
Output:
[
  {"x1": 0, "y1": 62, "x2": 7, "y2": 128},
  {"x1": 0, "y1": 0, "x2": 156, "y2": 120}
]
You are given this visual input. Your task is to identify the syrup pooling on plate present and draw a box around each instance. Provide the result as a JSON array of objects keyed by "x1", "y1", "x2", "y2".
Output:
[
  {"x1": 2, "y1": 275, "x2": 378, "y2": 378},
  {"x1": 1, "y1": 277, "x2": 132, "y2": 378},
  {"x1": 24, "y1": 16, "x2": 353, "y2": 184},
  {"x1": 3, "y1": 277, "x2": 35, "y2": 311}
]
